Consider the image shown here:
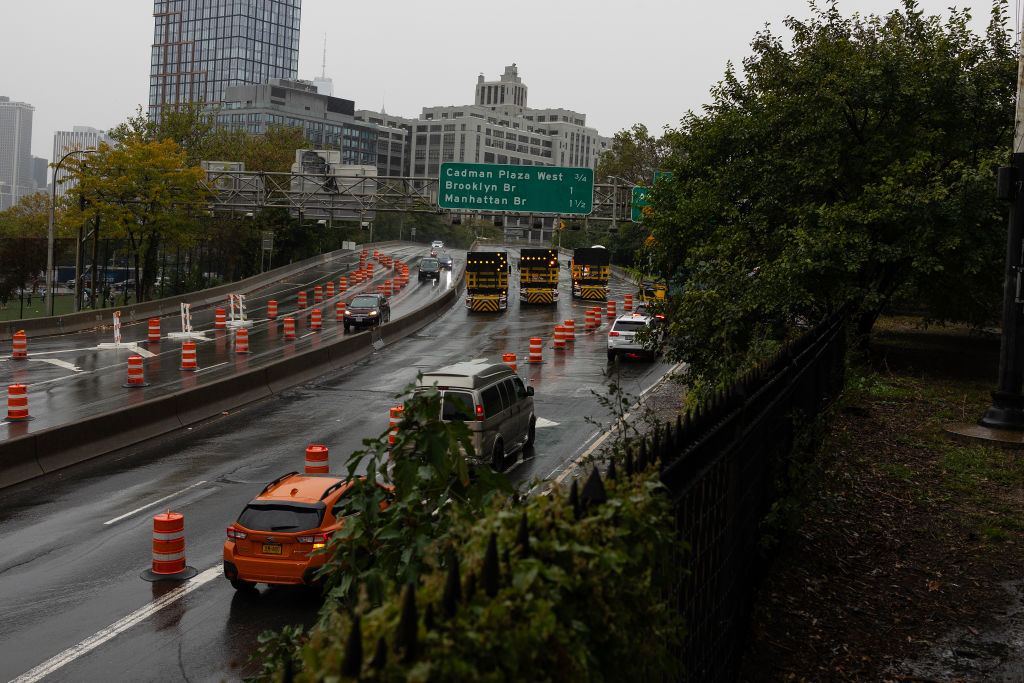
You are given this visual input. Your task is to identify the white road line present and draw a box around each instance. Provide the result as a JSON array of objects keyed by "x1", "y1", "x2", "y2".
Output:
[
  {"x1": 10, "y1": 565, "x2": 220, "y2": 683},
  {"x1": 29, "y1": 358, "x2": 82, "y2": 372},
  {"x1": 550, "y1": 362, "x2": 686, "y2": 486},
  {"x1": 197, "y1": 362, "x2": 228, "y2": 373},
  {"x1": 103, "y1": 481, "x2": 208, "y2": 525}
]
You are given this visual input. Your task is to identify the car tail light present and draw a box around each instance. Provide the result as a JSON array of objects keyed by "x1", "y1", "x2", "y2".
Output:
[
  {"x1": 298, "y1": 531, "x2": 333, "y2": 549},
  {"x1": 226, "y1": 526, "x2": 247, "y2": 540},
  {"x1": 609, "y1": 331, "x2": 619, "y2": 336},
  {"x1": 476, "y1": 405, "x2": 485, "y2": 421}
]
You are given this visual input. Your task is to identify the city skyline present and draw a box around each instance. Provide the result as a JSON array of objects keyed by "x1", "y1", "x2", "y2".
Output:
[{"x1": 3, "y1": 0, "x2": 1004, "y2": 162}]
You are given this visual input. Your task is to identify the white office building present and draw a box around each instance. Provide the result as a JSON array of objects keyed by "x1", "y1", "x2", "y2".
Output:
[
  {"x1": 52, "y1": 126, "x2": 113, "y2": 200},
  {"x1": 0, "y1": 96, "x2": 35, "y2": 210}
]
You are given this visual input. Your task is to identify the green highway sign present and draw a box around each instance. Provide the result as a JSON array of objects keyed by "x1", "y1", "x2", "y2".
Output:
[
  {"x1": 439, "y1": 163, "x2": 593, "y2": 215},
  {"x1": 631, "y1": 186, "x2": 652, "y2": 223}
]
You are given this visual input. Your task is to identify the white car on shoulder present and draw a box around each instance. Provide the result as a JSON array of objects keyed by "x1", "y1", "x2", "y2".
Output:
[{"x1": 607, "y1": 313, "x2": 661, "y2": 362}]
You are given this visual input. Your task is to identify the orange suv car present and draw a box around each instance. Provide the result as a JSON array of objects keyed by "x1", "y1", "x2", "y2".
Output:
[{"x1": 223, "y1": 471, "x2": 392, "y2": 590}]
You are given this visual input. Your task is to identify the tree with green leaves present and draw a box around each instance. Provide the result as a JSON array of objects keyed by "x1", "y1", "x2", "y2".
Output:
[
  {"x1": 644, "y1": 0, "x2": 1016, "y2": 394},
  {"x1": 62, "y1": 137, "x2": 209, "y2": 302}
]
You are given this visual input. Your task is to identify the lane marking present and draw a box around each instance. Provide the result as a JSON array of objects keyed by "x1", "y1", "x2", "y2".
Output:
[
  {"x1": 535, "y1": 417, "x2": 559, "y2": 428},
  {"x1": 103, "y1": 481, "x2": 208, "y2": 525},
  {"x1": 29, "y1": 358, "x2": 81, "y2": 372},
  {"x1": 197, "y1": 362, "x2": 228, "y2": 374},
  {"x1": 10, "y1": 565, "x2": 220, "y2": 683}
]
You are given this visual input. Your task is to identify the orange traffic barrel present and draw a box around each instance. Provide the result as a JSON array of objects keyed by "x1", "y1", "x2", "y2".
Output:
[
  {"x1": 366, "y1": 263, "x2": 375, "y2": 278},
  {"x1": 267, "y1": 299, "x2": 278, "y2": 319},
  {"x1": 305, "y1": 444, "x2": 329, "y2": 474},
  {"x1": 314, "y1": 286, "x2": 323, "y2": 304},
  {"x1": 607, "y1": 300, "x2": 616, "y2": 318},
  {"x1": 123, "y1": 354, "x2": 149, "y2": 387},
  {"x1": 311, "y1": 308, "x2": 322, "y2": 331},
  {"x1": 339, "y1": 277, "x2": 347, "y2": 292},
  {"x1": 585, "y1": 309, "x2": 596, "y2": 330},
  {"x1": 384, "y1": 280, "x2": 393, "y2": 296},
  {"x1": 235, "y1": 328, "x2": 250, "y2": 354},
  {"x1": 147, "y1": 318, "x2": 161, "y2": 343},
  {"x1": 553, "y1": 324, "x2": 567, "y2": 350},
  {"x1": 180, "y1": 341, "x2": 198, "y2": 371},
  {"x1": 528, "y1": 337, "x2": 543, "y2": 363},
  {"x1": 336, "y1": 301, "x2": 345, "y2": 321},
  {"x1": 141, "y1": 510, "x2": 197, "y2": 580},
  {"x1": 297, "y1": 290, "x2": 307, "y2": 309},
  {"x1": 283, "y1": 317, "x2": 296, "y2": 340},
  {"x1": 563, "y1": 319, "x2": 575, "y2": 342},
  {"x1": 624, "y1": 294, "x2": 633, "y2": 312},
  {"x1": 11, "y1": 330, "x2": 27, "y2": 359},
  {"x1": 5, "y1": 384, "x2": 30, "y2": 421},
  {"x1": 326, "y1": 281, "x2": 335, "y2": 298},
  {"x1": 215, "y1": 308, "x2": 226, "y2": 329},
  {"x1": 502, "y1": 352, "x2": 517, "y2": 372},
  {"x1": 388, "y1": 406, "x2": 404, "y2": 449},
  {"x1": 377, "y1": 285, "x2": 385, "y2": 295}
]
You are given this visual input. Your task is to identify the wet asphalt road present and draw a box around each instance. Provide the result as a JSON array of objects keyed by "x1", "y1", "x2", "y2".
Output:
[{"x1": 0, "y1": 245, "x2": 670, "y2": 682}]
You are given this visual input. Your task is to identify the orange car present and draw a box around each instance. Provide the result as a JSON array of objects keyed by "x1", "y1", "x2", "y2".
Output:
[{"x1": 223, "y1": 471, "x2": 392, "y2": 590}]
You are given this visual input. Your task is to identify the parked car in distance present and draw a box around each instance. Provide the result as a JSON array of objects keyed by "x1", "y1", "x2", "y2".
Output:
[
  {"x1": 343, "y1": 293, "x2": 390, "y2": 333},
  {"x1": 415, "y1": 358, "x2": 535, "y2": 471},
  {"x1": 607, "y1": 313, "x2": 661, "y2": 362},
  {"x1": 436, "y1": 253, "x2": 453, "y2": 270},
  {"x1": 418, "y1": 257, "x2": 441, "y2": 281},
  {"x1": 223, "y1": 471, "x2": 394, "y2": 590}
]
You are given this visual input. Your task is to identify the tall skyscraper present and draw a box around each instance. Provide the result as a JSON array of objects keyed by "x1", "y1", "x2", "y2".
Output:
[
  {"x1": 149, "y1": 0, "x2": 301, "y2": 120},
  {"x1": 0, "y1": 96, "x2": 35, "y2": 210}
]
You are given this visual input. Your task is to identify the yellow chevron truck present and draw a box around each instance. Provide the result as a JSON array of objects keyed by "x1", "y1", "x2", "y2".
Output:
[
  {"x1": 571, "y1": 246, "x2": 610, "y2": 300},
  {"x1": 519, "y1": 248, "x2": 560, "y2": 305},
  {"x1": 465, "y1": 251, "x2": 509, "y2": 312}
]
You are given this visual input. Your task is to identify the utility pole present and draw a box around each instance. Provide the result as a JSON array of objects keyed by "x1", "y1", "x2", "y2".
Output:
[{"x1": 979, "y1": 21, "x2": 1024, "y2": 430}]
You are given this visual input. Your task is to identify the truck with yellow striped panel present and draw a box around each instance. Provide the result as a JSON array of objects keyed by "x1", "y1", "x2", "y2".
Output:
[
  {"x1": 519, "y1": 248, "x2": 560, "y2": 305},
  {"x1": 465, "y1": 251, "x2": 509, "y2": 312},
  {"x1": 570, "y1": 246, "x2": 610, "y2": 300}
]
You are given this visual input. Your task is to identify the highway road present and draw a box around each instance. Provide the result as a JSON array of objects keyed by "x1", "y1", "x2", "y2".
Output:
[{"x1": 0, "y1": 244, "x2": 673, "y2": 682}]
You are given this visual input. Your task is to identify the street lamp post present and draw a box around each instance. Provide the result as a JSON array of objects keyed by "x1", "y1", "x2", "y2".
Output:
[{"x1": 47, "y1": 148, "x2": 98, "y2": 316}]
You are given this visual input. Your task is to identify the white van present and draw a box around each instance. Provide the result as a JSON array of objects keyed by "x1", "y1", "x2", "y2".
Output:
[{"x1": 417, "y1": 359, "x2": 536, "y2": 470}]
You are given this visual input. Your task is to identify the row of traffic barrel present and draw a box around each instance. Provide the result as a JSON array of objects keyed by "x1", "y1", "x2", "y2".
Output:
[{"x1": 4, "y1": 249, "x2": 411, "y2": 424}]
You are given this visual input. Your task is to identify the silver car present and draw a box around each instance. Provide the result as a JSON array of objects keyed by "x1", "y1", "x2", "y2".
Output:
[{"x1": 607, "y1": 313, "x2": 659, "y2": 362}]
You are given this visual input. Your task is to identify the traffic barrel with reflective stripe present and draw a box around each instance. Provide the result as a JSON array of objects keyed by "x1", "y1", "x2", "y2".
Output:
[
  {"x1": 314, "y1": 286, "x2": 323, "y2": 304},
  {"x1": 388, "y1": 406, "x2": 404, "y2": 453},
  {"x1": 123, "y1": 355, "x2": 149, "y2": 387},
  {"x1": 607, "y1": 300, "x2": 616, "y2": 318},
  {"x1": 384, "y1": 280, "x2": 392, "y2": 296},
  {"x1": 215, "y1": 308, "x2": 226, "y2": 329},
  {"x1": 180, "y1": 341, "x2": 198, "y2": 371},
  {"x1": 283, "y1": 317, "x2": 296, "y2": 340},
  {"x1": 267, "y1": 299, "x2": 278, "y2": 319},
  {"x1": 336, "y1": 301, "x2": 345, "y2": 321},
  {"x1": 502, "y1": 352, "x2": 517, "y2": 372},
  {"x1": 297, "y1": 290, "x2": 307, "y2": 309},
  {"x1": 11, "y1": 331, "x2": 27, "y2": 359},
  {"x1": 148, "y1": 318, "x2": 161, "y2": 343},
  {"x1": 553, "y1": 324, "x2": 567, "y2": 350},
  {"x1": 311, "y1": 308, "x2": 322, "y2": 331},
  {"x1": 624, "y1": 294, "x2": 633, "y2": 312},
  {"x1": 235, "y1": 328, "x2": 250, "y2": 354},
  {"x1": 305, "y1": 444, "x2": 329, "y2": 474},
  {"x1": 366, "y1": 263, "x2": 374, "y2": 278},
  {"x1": 563, "y1": 319, "x2": 575, "y2": 342},
  {"x1": 338, "y1": 277, "x2": 347, "y2": 292},
  {"x1": 5, "y1": 384, "x2": 30, "y2": 421},
  {"x1": 326, "y1": 281, "x2": 335, "y2": 298},
  {"x1": 529, "y1": 337, "x2": 543, "y2": 363},
  {"x1": 585, "y1": 308, "x2": 596, "y2": 330},
  {"x1": 140, "y1": 511, "x2": 197, "y2": 581}
]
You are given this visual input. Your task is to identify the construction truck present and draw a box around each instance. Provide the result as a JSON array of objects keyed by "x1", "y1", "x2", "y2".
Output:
[
  {"x1": 638, "y1": 278, "x2": 668, "y2": 304},
  {"x1": 465, "y1": 251, "x2": 509, "y2": 312},
  {"x1": 570, "y1": 246, "x2": 610, "y2": 300},
  {"x1": 519, "y1": 248, "x2": 560, "y2": 305}
]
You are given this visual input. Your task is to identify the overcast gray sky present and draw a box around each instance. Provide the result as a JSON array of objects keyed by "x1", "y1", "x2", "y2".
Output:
[{"x1": 3, "y1": 0, "x2": 1007, "y2": 161}]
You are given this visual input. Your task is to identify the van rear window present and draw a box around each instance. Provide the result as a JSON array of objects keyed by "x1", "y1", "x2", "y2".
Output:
[{"x1": 442, "y1": 391, "x2": 475, "y2": 421}]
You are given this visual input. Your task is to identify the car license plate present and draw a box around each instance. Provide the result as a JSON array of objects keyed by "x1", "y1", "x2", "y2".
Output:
[{"x1": 262, "y1": 542, "x2": 282, "y2": 555}]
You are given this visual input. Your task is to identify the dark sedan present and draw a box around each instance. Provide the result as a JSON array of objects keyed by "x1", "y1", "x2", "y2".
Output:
[{"x1": 343, "y1": 293, "x2": 391, "y2": 332}]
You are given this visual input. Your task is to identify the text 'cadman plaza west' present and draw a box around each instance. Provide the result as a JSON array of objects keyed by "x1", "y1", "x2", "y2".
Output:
[{"x1": 439, "y1": 163, "x2": 594, "y2": 215}]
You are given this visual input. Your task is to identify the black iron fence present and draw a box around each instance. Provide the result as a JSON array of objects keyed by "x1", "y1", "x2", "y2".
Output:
[{"x1": 656, "y1": 309, "x2": 848, "y2": 680}]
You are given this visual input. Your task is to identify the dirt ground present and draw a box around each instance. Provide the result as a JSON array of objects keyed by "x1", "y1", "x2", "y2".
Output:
[{"x1": 739, "y1": 320, "x2": 1024, "y2": 682}]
